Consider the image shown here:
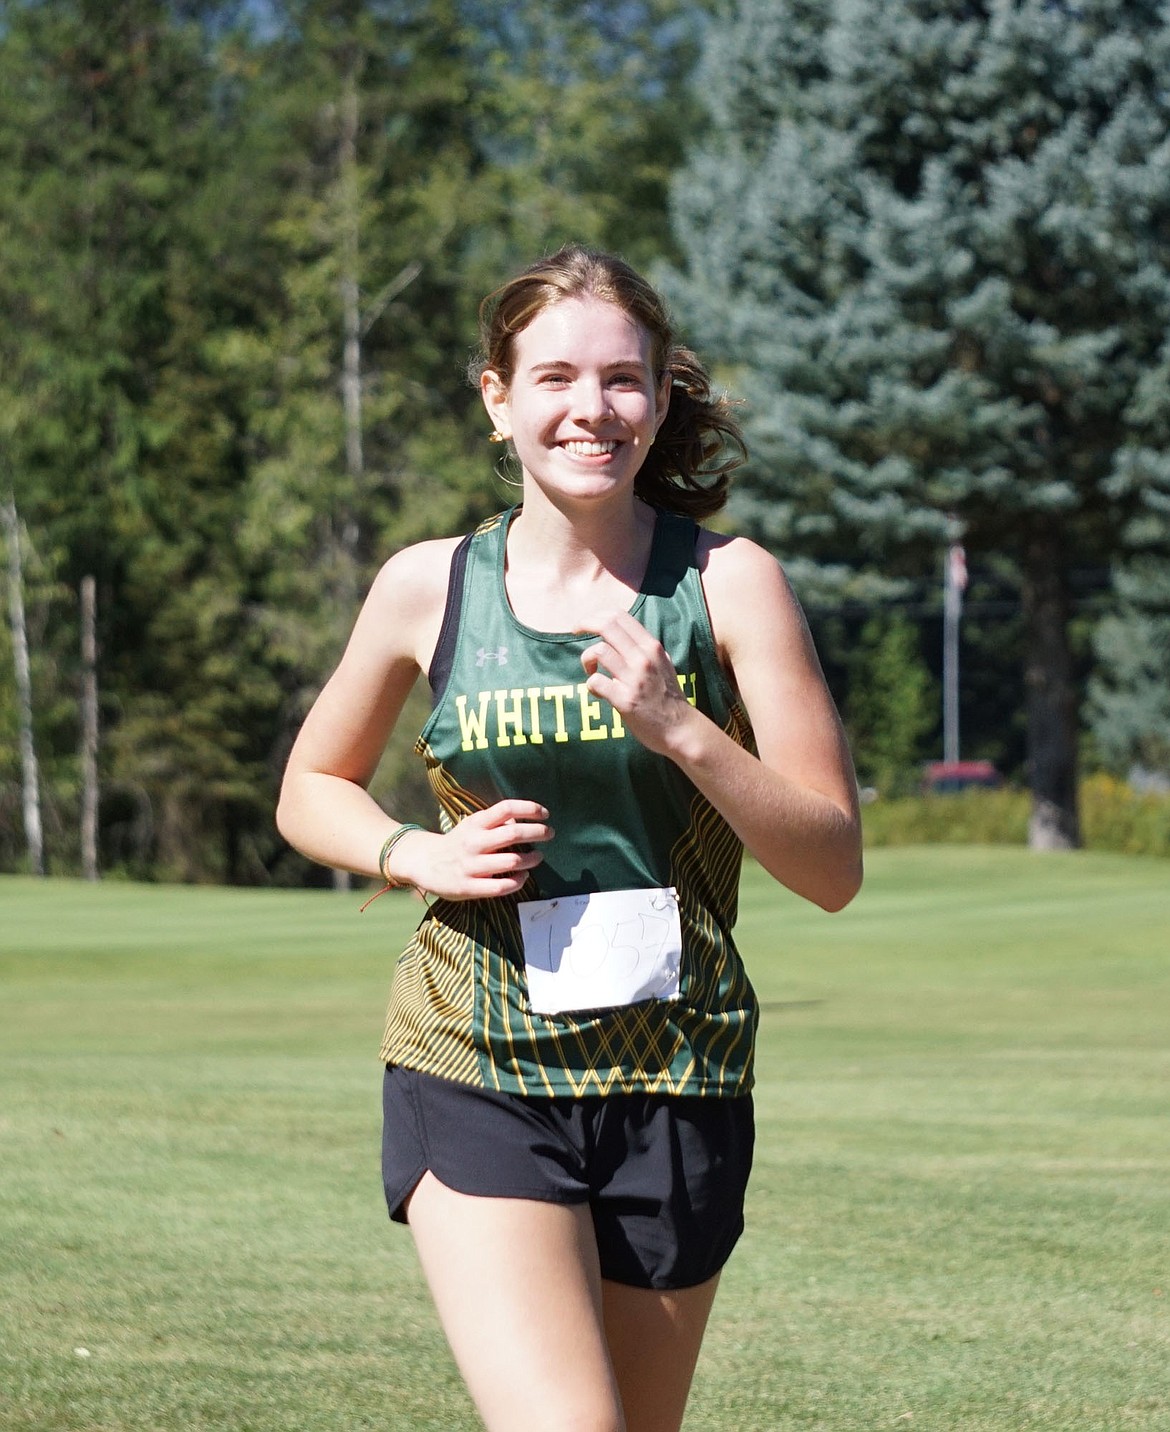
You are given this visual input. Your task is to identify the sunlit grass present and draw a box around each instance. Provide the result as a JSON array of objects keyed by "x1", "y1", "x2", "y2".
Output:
[{"x1": 2, "y1": 849, "x2": 1168, "y2": 1430}]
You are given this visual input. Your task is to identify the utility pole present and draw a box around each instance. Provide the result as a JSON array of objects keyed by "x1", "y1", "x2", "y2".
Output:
[{"x1": 942, "y1": 536, "x2": 966, "y2": 764}]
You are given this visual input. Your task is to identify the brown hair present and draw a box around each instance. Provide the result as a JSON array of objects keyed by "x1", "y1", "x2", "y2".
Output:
[{"x1": 470, "y1": 245, "x2": 746, "y2": 520}]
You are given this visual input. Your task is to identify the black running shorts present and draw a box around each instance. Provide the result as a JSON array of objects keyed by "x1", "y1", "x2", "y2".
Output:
[{"x1": 381, "y1": 1063, "x2": 754, "y2": 1290}]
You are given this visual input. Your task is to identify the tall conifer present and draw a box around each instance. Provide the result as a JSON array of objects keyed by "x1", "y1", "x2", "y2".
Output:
[
  {"x1": 667, "y1": 0, "x2": 1170, "y2": 847},
  {"x1": 0, "y1": 0, "x2": 284, "y2": 879}
]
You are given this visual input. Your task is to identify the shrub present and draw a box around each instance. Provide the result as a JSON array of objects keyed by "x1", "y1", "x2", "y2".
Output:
[
  {"x1": 862, "y1": 787, "x2": 1029, "y2": 848},
  {"x1": 1080, "y1": 773, "x2": 1170, "y2": 858},
  {"x1": 862, "y1": 777, "x2": 1170, "y2": 858}
]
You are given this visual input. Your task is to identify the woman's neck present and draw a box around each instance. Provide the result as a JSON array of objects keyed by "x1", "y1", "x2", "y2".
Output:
[{"x1": 503, "y1": 491, "x2": 657, "y2": 631}]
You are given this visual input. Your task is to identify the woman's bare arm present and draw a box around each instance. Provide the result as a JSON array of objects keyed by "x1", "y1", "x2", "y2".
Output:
[
  {"x1": 580, "y1": 533, "x2": 862, "y2": 912},
  {"x1": 275, "y1": 538, "x2": 553, "y2": 895}
]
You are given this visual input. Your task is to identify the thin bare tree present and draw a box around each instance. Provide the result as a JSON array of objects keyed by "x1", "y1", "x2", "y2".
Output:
[{"x1": 2, "y1": 492, "x2": 44, "y2": 875}]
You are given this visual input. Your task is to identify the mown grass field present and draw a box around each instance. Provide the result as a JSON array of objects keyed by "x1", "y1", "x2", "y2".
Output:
[{"x1": 2, "y1": 848, "x2": 1168, "y2": 1431}]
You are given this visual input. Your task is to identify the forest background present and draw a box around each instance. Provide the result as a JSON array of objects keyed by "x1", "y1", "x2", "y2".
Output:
[{"x1": 2, "y1": 0, "x2": 1169, "y2": 887}]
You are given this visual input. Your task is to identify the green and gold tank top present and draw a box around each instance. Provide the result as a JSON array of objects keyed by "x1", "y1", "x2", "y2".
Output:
[{"x1": 380, "y1": 506, "x2": 759, "y2": 1097}]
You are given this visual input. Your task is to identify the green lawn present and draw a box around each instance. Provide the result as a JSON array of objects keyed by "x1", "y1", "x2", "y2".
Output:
[{"x1": 2, "y1": 849, "x2": 1168, "y2": 1430}]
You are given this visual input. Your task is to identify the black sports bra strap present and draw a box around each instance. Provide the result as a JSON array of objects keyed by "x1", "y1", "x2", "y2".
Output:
[{"x1": 427, "y1": 532, "x2": 473, "y2": 700}]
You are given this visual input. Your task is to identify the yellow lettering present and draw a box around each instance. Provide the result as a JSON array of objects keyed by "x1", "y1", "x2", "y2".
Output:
[
  {"x1": 525, "y1": 687, "x2": 544, "y2": 744},
  {"x1": 676, "y1": 672, "x2": 698, "y2": 707},
  {"x1": 456, "y1": 691, "x2": 491, "y2": 752},
  {"x1": 610, "y1": 707, "x2": 625, "y2": 739},
  {"x1": 543, "y1": 684, "x2": 575, "y2": 743},
  {"x1": 494, "y1": 688, "x2": 527, "y2": 747},
  {"x1": 578, "y1": 683, "x2": 608, "y2": 741}
]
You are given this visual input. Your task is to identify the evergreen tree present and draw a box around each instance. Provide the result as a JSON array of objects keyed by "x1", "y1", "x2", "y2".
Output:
[
  {"x1": 0, "y1": 0, "x2": 709, "y2": 881},
  {"x1": 1087, "y1": 557, "x2": 1170, "y2": 779},
  {"x1": 0, "y1": 0, "x2": 282, "y2": 879},
  {"x1": 666, "y1": 0, "x2": 1170, "y2": 848},
  {"x1": 459, "y1": 0, "x2": 704, "y2": 275},
  {"x1": 234, "y1": 0, "x2": 709, "y2": 880},
  {"x1": 845, "y1": 613, "x2": 936, "y2": 795}
]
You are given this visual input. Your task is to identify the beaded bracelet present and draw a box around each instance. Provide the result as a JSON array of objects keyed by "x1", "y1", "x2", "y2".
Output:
[{"x1": 360, "y1": 824, "x2": 426, "y2": 913}]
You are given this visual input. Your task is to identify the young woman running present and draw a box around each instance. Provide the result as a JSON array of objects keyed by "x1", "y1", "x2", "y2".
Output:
[{"x1": 276, "y1": 245, "x2": 862, "y2": 1432}]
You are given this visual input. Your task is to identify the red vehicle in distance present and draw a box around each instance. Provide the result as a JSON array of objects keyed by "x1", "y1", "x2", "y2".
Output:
[{"x1": 921, "y1": 760, "x2": 1002, "y2": 794}]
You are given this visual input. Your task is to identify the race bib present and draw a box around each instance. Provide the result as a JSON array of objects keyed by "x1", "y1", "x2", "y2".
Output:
[{"x1": 518, "y1": 887, "x2": 683, "y2": 1016}]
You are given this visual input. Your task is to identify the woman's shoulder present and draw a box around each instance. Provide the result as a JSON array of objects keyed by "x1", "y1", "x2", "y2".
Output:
[
  {"x1": 355, "y1": 535, "x2": 471, "y2": 673},
  {"x1": 368, "y1": 534, "x2": 467, "y2": 605},
  {"x1": 694, "y1": 528, "x2": 791, "y2": 596},
  {"x1": 693, "y1": 528, "x2": 808, "y2": 666}
]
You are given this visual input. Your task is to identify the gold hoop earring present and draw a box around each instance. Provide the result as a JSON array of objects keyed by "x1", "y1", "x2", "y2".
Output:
[{"x1": 488, "y1": 430, "x2": 508, "y2": 444}]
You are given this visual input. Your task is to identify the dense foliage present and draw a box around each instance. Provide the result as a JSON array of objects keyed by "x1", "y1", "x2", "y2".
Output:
[
  {"x1": 1088, "y1": 556, "x2": 1170, "y2": 779},
  {"x1": 3, "y1": 0, "x2": 1168, "y2": 881},
  {"x1": 666, "y1": 0, "x2": 1170, "y2": 848},
  {"x1": 0, "y1": 0, "x2": 703, "y2": 881}
]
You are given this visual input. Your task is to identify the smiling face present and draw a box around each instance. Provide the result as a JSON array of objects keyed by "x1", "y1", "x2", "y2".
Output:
[{"x1": 481, "y1": 295, "x2": 671, "y2": 509}]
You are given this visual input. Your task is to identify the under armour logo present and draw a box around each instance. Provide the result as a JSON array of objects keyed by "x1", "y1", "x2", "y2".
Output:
[{"x1": 475, "y1": 645, "x2": 509, "y2": 667}]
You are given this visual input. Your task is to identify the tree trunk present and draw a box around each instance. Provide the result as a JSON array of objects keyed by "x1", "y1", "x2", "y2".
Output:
[
  {"x1": 2, "y1": 493, "x2": 44, "y2": 875},
  {"x1": 332, "y1": 61, "x2": 364, "y2": 895},
  {"x1": 80, "y1": 575, "x2": 100, "y2": 881},
  {"x1": 1021, "y1": 523, "x2": 1081, "y2": 850},
  {"x1": 339, "y1": 67, "x2": 363, "y2": 516}
]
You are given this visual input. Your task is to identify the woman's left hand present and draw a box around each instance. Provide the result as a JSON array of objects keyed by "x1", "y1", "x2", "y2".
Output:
[{"x1": 579, "y1": 610, "x2": 698, "y2": 758}]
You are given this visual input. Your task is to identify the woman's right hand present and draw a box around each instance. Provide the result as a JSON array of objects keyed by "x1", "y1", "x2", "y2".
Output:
[{"x1": 388, "y1": 800, "x2": 554, "y2": 901}]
